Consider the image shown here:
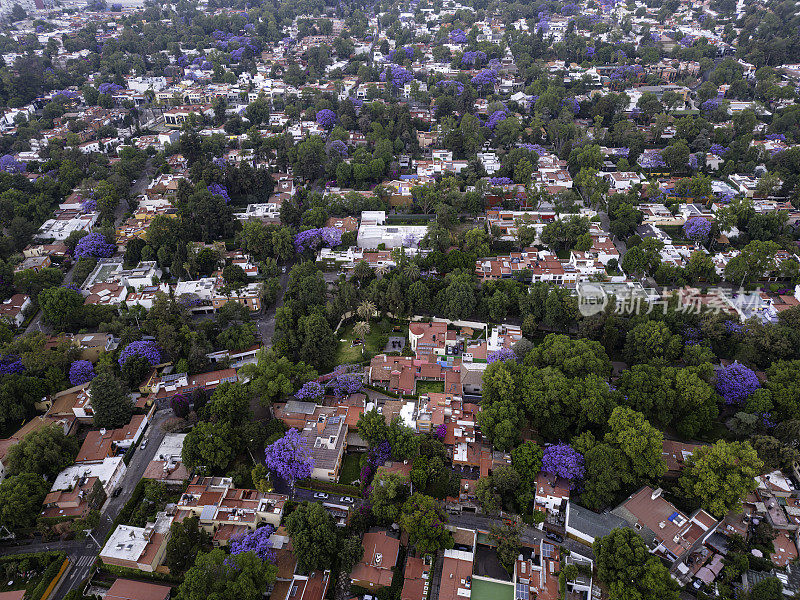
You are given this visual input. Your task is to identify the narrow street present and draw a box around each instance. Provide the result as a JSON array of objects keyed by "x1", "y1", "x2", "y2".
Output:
[
  {"x1": 24, "y1": 163, "x2": 151, "y2": 336},
  {"x1": 0, "y1": 408, "x2": 175, "y2": 599}
]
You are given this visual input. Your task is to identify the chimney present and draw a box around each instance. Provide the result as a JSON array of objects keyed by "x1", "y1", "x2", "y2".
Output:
[{"x1": 651, "y1": 487, "x2": 663, "y2": 500}]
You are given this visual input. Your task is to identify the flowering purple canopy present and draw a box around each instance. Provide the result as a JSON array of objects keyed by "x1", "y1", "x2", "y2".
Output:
[
  {"x1": 264, "y1": 429, "x2": 314, "y2": 484},
  {"x1": 0, "y1": 155, "x2": 26, "y2": 174},
  {"x1": 450, "y1": 29, "x2": 467, "y2": 43},
  {"x1": 709, "y1": 143, "x2": 729, "y2": 156},
  {"x1": 638, "y1": 149, "x2": 666, "y2": 169},
  {"x1": 81, "y1": 198, "x2": 97, "y2": 213},
  {"x1": 488, "y1": 177, "x2": 513, "y2": 186},
  {"x1": 434, "y1": 423, "x2": 446, "y2": 439},
  {"x1": 69, "y1": 360, "x2": 96, "y2": 386},
  {"x1": 436, "y1": 80, "x2": 465, "y2": 96},
  {"x1": 331, "y1": 372, "x2": 363, "y2": 397},
  {"x1": 471, "y1": 69, "x2": 497, "y2": 89},
  {"x1": 208, "y1": 183, "x2": 231, "y2": 203},
  {"x1": 587, "y1": 46, "x2": 595, "y2": 58},
  {"x1": 98, "y1": 83, "x2": 123, "y2": 94},
  {"x1": 295, "y1": 381, "x2": 324, "y2": 400},
  {"x1": 701, "y1": 98, "x2": 721, "y2": 113},
  {"x1": 118, "y1": 340, "x2": 162, "y2": 367},
  {"x1": 487, "y1": 347, "x2": 517, "y2": 363},
  {"x1": 716, "y1": 362, "x2": 760, "y2": 405},
  {"x1": 766, "y1": 133, "x2": 787, "y2": 142},
  {"x1": 683, "y1": 217, "x2": 711, "y2": 241},
  {"x1": 326, "y1": 140, "x2": 348, "y2": 157},
  {"x1": 73, "y1": 232, "x2": 115, "y2": 259},
  {"x1": 0, "y1": 355, "x2": 24, "y2": 375},
  {"x1": 487, "y1": 109, "x2": 508, "y2": 129},
  {"x1": 461, "y1": 51, "x2": 487, "y2": 67},
  {"x1": 171, "y1": 394, "x2": 190, "y2": 418},
  {"x1": 389, "y1": 46, "x2": 414, "y2": 63},
  {"x1": 316, "y1": 109, "x2": 337, "y2": 129},
  {"x1": 542, "y1": 443, "x2": 585, "y2": 481},
  {"x1": 294, "y1": 227, "x2": 342, "y2": 253},
  {"x1": 380, "y1": 64, "x2": 414, "y2": 88},
  {"x1": 230, "y1": 525, "x2": 276, "y2": 562}
]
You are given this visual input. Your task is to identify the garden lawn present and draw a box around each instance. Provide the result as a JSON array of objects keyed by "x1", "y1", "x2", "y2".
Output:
[{"x1": 339, "y1": 452, "x2": 361, "y2": 486}]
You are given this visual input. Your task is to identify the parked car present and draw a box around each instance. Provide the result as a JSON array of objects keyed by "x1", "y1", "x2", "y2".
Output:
[
  {"x1": 112, "y1": 488, "x2": 122, "y2": 498},
  {"x1": 546, "y1": 532, "x2": 564, "y2": 543},
  {"x1": 313, "y1": 492, "x2": 329, "y2": 499},
  {"x1": 340, "y1": 496, "x2": 354, "y2": 504},
  {"x1": 140, "y1": 440, "x2": 147, "y2": 450}
]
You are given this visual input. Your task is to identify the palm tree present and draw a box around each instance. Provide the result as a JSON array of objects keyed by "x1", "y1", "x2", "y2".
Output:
[
  {"x1": 353, "y1": 320, "x2": 370, "y2": 340},
  {"x1": 404, "y1": 262, "x2": 421, "y2": 281},
  {"x1": 357, "y1": 300, "x2": 375, "y2": 321}
]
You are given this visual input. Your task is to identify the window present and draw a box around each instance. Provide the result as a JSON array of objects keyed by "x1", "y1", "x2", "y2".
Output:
[{"x1": 516, "y1": 582, "x2": 530, "y2": 600}]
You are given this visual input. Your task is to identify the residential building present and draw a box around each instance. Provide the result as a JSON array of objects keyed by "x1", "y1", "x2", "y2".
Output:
[
  {"x1": 99, "y1": 511, "x2": 174, "y2": 572},
  {"x1": 350, "y1": 530, "x2": 401, "y2": 589}
]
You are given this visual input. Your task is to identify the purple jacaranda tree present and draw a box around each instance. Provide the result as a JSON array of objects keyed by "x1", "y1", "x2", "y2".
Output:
[
  {"x1": 69, "y1": 360, "x2": 96, "y2": 386},
  {"x1": 294, "y1": 227, "x2": 342, "y2": 253},
  {"x1": 638, "y1": 149, "x2": 666, "y2": 169},
  {"x1": 331, "y1": 372, "x2": 363, "y2": 397},
  {"x1": 73, "y1": 232, "x2": 115, "y2": 259},
  {"x1": 118, "y1": 340, "x2": 162, "y2": 367},
  {"x1": 0, "y1": 355, "x2": 24, "y2": 375},
  {"x1": 488, "y1": 177, "x2": 513, "y2": 186},
  {"x1": 0, "y1": 155, "x2": 26, "y2": 174},
  {"x1": 171, "y1": 393, "x2": 191, "y2": 418},
  {"x1": 709, "y1": 143, "x2": 729, "y2": 156},
  {"x1": 487, "y1": 348, "x2": 517, "y2": 363},
  {"x1": 326, "y1": 140, "x2": 348, "y2": 157},
  {"x1": 471, "y1": 68, "x2": 498, "y2": 91},
  {"x1": 295, "y1": 381, "x2": 324, "y2": 401},
  {"x1": 208, "y1": 183, "x2": 231, "y2": 203},
  {"x1": 449, "y1": 28, "x2": 467, "y2": 43},
  {"x1": 380, "y1": 64, "x2": 414, "y2": 89},
  {"x1": 315, "y1": 109, "x2": 337, "y2": 129},
  {"x1": 265, "y1": 429, "x2": 314, "y2": 488},
  {"x1": 542, "y1": 443, "x2": 585, "y2": 482},
  {"x1": 716, "y1": 362, "x2": 760, "y2": 405},
  {"x1": 434, "y1": 424, "x2": 447, "y2": 440},
  {"x1": 230, "y1": 525, "x2": 276, "y2": 562},
  {"x1": 487, "y1": 109, "x2": 508, "y2": 129},
  {"x1": 683, "y1": 217, "x2": 711, "y2": 241}
]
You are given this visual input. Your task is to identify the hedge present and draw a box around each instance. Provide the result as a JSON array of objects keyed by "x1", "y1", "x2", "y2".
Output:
[
  {"x1": 97, "y1": 561, "x2": 181, "y2": 584},
  {"x1": 27, "y1": 552, "x2": 67, "y2": 600}
]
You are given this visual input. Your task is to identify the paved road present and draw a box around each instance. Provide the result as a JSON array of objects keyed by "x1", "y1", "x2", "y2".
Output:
[
  {"x1": 24, "y1": 166, "x2": 151, "y2": 337},
  {"x1": 255, "y1": 271, "x2": 290, "y2": 346},
  {"x1": 3, "y1": 409, "x2": 176, "y2": 600},
  {"x1": 293, "y1": 488, "x2": 358, "y2": 507}
]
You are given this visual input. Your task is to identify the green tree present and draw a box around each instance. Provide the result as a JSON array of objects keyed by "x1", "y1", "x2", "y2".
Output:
[
  {"x1": 526, "y1": 333, "x2": 612, "y2": 377},
  {"x1": 165, "y1": 515, "x2": 211, "y2": 576},
  {"x1": 0, "y1": 473, "x2": 49, "y2": 530},
  {"x1": 594, "y1": 528, "x2": 680, "y2": 600},
  {"x1": 176, "y1": 548, "x2": 276, "y2": 600},
  {"x1": 623, "y1": 321, "x2": 681, "y2": 363},
  {"x1": 285, "y1": 501, "x2": 338, "y2": 572},
  {"x1": 489, "y1": 521, "x2": 522, "y2": 574},
  {"x1": 679, "y1": 440, "x2": 762, "y2": 517},
  {"x1": 5, "y1": 423, "x2": 79, "y2": 480},
  {"x1": 238, "y1": 350, "x2": 317, "y2": 406},
  {"x1": 370, "y1": 468, "x2": 411, "y2": 523},
  {"x1": 399, "y1": 493, "x2": 454, "y2": 553},
  {"x1": 724, "y1": 240, "x2": 780, "y2": 286},
  {"x1": 182, "y1": 421, "x2": 239, "y2": 471},
  {"x1": 90, "y1": 373, "x2": 132, "y2": 429}
]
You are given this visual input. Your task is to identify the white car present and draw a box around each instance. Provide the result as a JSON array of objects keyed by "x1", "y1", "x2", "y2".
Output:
[
  {"x1": 313, "y1": 492, "x2": 329, "y2": 499},
  {"x1": 140, "y1": 440, "x2": 147, "y2": 450},
  {"x1": 340, "y1": 496, "x2": 354, "y2": 504}
]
